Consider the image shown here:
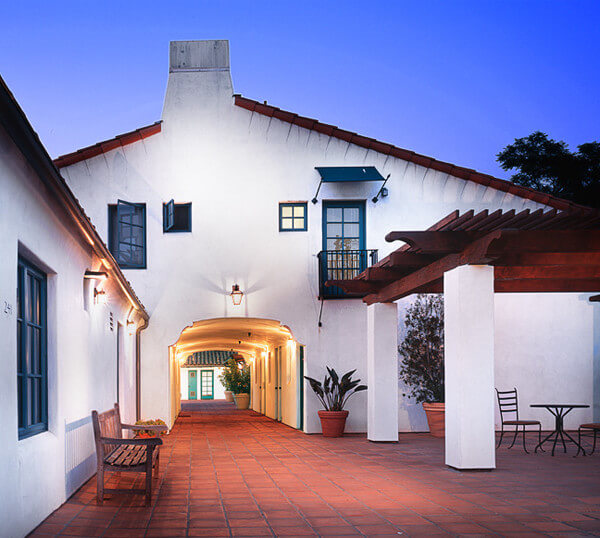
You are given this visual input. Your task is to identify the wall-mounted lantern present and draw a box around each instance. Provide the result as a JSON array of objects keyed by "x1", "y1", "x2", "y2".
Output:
[
  {"x1": 94, "y1": 288, "x2": 107, "y2": 305},
  {"x1": 84, "y1": 270, "x2": 108, "y2": 281},
  {"x1": 230, "y1": 284, "x2": 244, "y2": 306}
]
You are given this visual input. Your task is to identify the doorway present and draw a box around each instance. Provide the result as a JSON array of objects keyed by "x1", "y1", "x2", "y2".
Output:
[{"x1": 200, "y1": 369, "x2": 214, "y2": 399}]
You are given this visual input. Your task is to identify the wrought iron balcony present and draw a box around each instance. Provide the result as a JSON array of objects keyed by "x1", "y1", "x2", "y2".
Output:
[{"x1": 318, "y1": 249, "x2": 378, "y2": 299}]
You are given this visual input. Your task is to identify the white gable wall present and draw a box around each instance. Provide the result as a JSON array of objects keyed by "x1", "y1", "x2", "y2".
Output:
[{"x1": 60, "y1": 40, "x2": 596, "y2": 436}]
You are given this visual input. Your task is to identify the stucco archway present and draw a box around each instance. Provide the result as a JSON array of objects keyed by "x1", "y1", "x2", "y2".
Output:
[{"x1": 169, "y1": 318, "x2": 304, "y2": 429}]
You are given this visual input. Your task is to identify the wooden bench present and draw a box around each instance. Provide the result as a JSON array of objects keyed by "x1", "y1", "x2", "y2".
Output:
[{"x1": 92, "y1": 403, "x2": 167, "y2": 505}]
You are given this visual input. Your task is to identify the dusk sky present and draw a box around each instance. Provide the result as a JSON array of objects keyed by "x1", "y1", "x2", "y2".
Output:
[{"x1": 1, "y1": 1, "x2": 598, "y2": 179}]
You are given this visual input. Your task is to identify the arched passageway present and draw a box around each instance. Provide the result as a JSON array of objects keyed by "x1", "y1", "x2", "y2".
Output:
[{"x1": 169, "y1": 318, "x2": 304, "y2": 430}]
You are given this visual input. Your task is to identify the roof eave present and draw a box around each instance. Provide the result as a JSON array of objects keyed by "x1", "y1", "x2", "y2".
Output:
[{"x1": 0, "y1": 75, "x2": 149, "y2": 320}]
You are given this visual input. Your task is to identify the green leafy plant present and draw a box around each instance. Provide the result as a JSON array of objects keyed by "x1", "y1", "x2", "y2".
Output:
[
  {"x1": 398, "y1": 294, "x2": 444, "y2": 403},
  {"x1": 304, "y1": 367, "x2": 367, "y2": 411},
  {"x1": 219, "y1": 358, "x2": 250, "y2": 394}
]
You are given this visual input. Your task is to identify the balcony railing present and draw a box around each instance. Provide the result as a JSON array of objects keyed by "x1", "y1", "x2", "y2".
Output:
[{"x1": 317, "y1": 249, "x2": 378, "y2": 299}]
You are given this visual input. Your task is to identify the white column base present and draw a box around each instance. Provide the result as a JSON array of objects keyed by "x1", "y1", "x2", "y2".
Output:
[
  {"x1": 367, "y1": 302, "x2": 399, "y2": 442},
  {"x1": 444, "y1": 265, "x2": 496, "y2": 470}
]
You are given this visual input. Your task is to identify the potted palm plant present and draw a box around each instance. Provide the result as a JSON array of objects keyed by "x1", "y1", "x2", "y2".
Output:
[
  {"x1": 399, "y1": 294, "x2": 445, "y2": 437},
  {"x1": 304, "y1": 368, "x2": 367, "y2": 437}
]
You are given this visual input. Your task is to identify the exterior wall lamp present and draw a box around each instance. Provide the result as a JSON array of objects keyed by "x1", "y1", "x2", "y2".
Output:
[
  {"x1": 94, "y1": 288, "x2": 107, "y2": 305},
  {"x1": 84, "y1": 270, "x2": 108, "y2": 280},
  {"x1": 230, "y1": 284, "x2": 244, "y2": 306}
]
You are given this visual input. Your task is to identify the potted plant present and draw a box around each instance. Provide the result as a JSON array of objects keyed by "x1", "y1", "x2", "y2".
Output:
[
  {"x1": 398, "y1": 294, "x2": 445, "y2": 437},
  {"x1": 304, "y1": 368, "x2": 367, "y2": 437},
  {"x1": 221, "y1": 358, "x2": 251, "y2": 409}
]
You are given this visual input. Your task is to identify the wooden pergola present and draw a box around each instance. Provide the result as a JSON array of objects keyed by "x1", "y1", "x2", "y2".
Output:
[
  {"x1": 328, "y1": 207, "x2": 600, "y2": 470},
  {"x1": 327, "y1": 208, "x2": 600, "y2": 303}
]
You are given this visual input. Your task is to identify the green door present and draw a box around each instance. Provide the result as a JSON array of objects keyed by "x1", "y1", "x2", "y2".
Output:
[
  {"x1": 188, "y1": 370, "x2": 198, "y2": 400},
  {"x1": 200, "y1": 370, "x2": 214, "y2": 400}
]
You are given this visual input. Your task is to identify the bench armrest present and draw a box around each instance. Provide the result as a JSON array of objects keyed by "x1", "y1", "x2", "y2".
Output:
[
  {"x1": 122, "y1": 423, "x2": 168, "y2": 433},
  {"x1": 100, "y1": 436, "x2": 162, "y2": 447}
]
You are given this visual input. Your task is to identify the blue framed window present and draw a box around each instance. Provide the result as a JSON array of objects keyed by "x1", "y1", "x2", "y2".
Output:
[
  {"x1": 17, "y1": 257, "x2": 48, "y2": 439},
  {"x1": 108, "y1": 200, "x2": 146, "y2": 269},
  {"x1": 163, "y1": 200, "x2": 192, "y2": 233},
  {"x1": 279, "y1": 202, "x2": 307, "y2": 232}
]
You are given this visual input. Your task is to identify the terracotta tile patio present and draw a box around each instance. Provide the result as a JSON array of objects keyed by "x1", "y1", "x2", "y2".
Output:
[{"x1": 30, "y1": 401, "x2": 600, "y2": 537}]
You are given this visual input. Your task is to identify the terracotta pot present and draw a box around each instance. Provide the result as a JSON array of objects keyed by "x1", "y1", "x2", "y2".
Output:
[
  {"x1": 422, "y1": 402, "x2": 445, "y2": 438},
  {"x1": 224, "y1": 390, "x2": 234, "y2": 402},
  {"x1": 318, "y1": 410, "x2": 349, "y2": 437},
  {"x1": 233, "y1": 393, "x2": 250, "y2": 409}
]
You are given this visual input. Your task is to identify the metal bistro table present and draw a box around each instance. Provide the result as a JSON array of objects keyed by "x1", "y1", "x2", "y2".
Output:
[{"x1": 530, "y1": 404, "x2": 590, "y2": 456}]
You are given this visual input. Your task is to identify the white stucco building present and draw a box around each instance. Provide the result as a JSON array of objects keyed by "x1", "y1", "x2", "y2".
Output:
[
  {"x1": 56, "y1": 39, "x2": 598, "y2": 438},
  {"x1": 1, "y1": 39, "x2": 599, "y2": 537},
  {"x1": 0, "y1": 77, "x2": 147, "y2": 538}
]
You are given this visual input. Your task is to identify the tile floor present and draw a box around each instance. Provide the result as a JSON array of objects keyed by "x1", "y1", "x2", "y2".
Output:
[{"x1": 30, "y1": 401, "x2": 600, "y2": 537}]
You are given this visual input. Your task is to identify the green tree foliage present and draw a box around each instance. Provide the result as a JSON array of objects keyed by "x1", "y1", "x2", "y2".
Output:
[
  {"x1": 398, "y1": 294, "x2": 444, "y2": 404},
  {"x1": 218, "y1": 358, "x2": 251, "y2": 394},
  {"x1": 497, "y1": 131, "x2": 600, "y2": 208}
]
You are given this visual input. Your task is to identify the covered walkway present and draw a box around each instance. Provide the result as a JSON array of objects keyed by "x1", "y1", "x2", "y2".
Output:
[{"x1": 31, "y1": 401, "x2": 600, "y2": 537}]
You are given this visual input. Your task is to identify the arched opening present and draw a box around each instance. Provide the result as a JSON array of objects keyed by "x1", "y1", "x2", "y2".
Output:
[{"x1": 169, "y1": 318, "x2": 304, "y2": 429}]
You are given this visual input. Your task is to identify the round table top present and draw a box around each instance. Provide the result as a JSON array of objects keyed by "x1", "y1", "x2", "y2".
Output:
[{"x1": 530, "y1": 404, "x2": 590, "y2": 409}]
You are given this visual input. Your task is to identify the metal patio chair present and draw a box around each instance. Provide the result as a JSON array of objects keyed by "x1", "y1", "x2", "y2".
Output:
[
  {"x1": 577, "y1": 423, "x2": 600, "y2": 456},
  {"x1": 496, "y1": 388, "x2": 542, "y2": 453}
]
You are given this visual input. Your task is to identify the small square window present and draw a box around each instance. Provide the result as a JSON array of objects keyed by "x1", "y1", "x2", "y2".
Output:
[
  {"x1": 163, "y1": 200, "x2": 192, "y2": 233},
  {"x1": 279, "y1": 202, "x2": 307, "y2": 232}
]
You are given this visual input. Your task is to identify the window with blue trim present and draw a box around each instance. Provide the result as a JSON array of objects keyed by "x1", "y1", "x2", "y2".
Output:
[
  {"x1": 17, "y1": 257, "x2": 48, "y2": 439},
  {"x1": 279, "y1": 202, "x2": 307, "y2": 231},
  {"x1": 108, "y1": 201, "x2": 146, "y2": 269},
  {"x1": 163, "y1": 200, "x2": 192, "y2": 232}
]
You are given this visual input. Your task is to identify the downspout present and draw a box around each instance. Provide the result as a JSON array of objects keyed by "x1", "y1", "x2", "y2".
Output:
[{"x1": 135, "y1": 318, "x2": 149, "y2": 421}]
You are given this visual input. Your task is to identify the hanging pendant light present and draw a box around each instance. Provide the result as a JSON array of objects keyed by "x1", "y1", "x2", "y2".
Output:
[{"x1": 230, "y1": 284, "x2": 243, "y2": 306}]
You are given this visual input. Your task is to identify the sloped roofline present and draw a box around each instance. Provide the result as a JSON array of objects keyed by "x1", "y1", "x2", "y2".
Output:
[
  {"x1": 53, "y1": 121, "x2": 162, "y2": 168},
  {"x1": 0, "y1": 75, "x2": 149, "y2": 320},
  {"x1": 234, "y1": 95, "x2": 593, "y2": 213},
  {"x1": 51, "y1": 91, "x2": 593, "y2": 213}
]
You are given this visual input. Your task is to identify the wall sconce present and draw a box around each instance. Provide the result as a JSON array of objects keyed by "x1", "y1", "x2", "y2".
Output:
[
  {"x1": 230, "y1": 284, "x2": 244, "y2": 306},
  {"x1": 84, "y1": 270, "x2": 108, "y2": 281},
  {"x1": 94, "y1": 288, "x2": 107, "y2": 305},
  {"x1": 127, "y1": 320, "x2": 136, "y2": 335}
]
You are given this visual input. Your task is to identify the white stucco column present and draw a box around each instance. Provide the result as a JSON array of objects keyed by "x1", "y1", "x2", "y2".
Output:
[
  {"x1": 367, "y1": 302, "x2": 399, "y2": 442},
  {"x1": 444, "y1": 265, "x2": 495, "y2": 470}
]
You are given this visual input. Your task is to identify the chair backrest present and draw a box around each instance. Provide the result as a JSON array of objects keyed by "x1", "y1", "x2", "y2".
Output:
[
  {"x1": 92, "y1": 403, "x2": 123, "y2": 457},
  {"x1": 495, "y1": 388, "x2": 519, "y2": 422}
]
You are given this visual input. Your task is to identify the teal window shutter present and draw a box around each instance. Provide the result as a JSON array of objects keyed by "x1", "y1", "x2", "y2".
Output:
[
  {"x1": 114, "y1": 200, "x2": 146, "y2": 268},
  {"x1": 165, "y1": 199, "x2": 175, "y2": 231}
]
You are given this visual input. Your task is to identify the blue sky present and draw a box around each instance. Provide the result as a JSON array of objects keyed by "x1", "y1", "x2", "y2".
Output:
[{"x1": 1, "y1": 1, "x2": 598, "y2": 178}]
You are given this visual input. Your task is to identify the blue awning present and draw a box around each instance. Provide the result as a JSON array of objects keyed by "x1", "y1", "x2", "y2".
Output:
[
  {"x1": 312, "y1": 166, "x2": 390, "y2": 204},
  {"x1": 315, "y1": 166, "x2": 385, "y2": 183}
]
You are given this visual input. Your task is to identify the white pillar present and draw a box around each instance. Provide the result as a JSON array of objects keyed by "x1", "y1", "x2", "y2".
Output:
[
  {"x1": 444, "y1": 265, "x2": 495, "y2": 470},
  {"x1": 367, "y1": 302, "x2": 399, "y2": 442}
]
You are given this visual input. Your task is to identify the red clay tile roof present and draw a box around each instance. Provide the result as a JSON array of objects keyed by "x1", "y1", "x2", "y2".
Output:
[
  {"x1": 234, "y1": 95, "x2": 591, "y2": 212},
  {"x1": 53, "y1": 121, "x2": 162, "y2": 168}
]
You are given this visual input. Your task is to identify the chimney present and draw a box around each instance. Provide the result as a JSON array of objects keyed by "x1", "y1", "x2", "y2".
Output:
[
  {"x1": 169, "y1": 40, "x2": 230, "y2": 73},
  {"x1": 162, "y1": 40, "x2": 233, "y2": 121}
]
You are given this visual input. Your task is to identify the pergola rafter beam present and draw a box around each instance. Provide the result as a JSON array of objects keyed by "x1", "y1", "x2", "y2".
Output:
[{"x1": 327, "y1": 208, "x2": 600, "y2": 303}]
